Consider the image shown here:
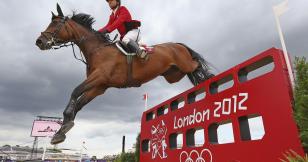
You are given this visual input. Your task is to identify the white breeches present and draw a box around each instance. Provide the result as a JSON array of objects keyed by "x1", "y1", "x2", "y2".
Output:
[{"x1": 122, "y1": 29, "x2": 142, "y2": 45}]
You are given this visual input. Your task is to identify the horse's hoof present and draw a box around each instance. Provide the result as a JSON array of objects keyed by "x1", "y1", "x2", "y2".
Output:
[
  {"x1": 51, "y1": 133, "x2": 66, "y2": 145},
  {"x1": 61, "y1": 121, "x2": 74, "y2": 134}
]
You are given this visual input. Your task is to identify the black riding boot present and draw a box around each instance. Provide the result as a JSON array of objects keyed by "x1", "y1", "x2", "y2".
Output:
[{"x1": 127, "y1": 40, "x2": 149, "y2": 60}]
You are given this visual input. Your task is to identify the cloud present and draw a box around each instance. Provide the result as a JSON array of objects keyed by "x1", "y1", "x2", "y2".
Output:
[{"x1": 0, "y1": 0, "x2": 307, "y2": 158}]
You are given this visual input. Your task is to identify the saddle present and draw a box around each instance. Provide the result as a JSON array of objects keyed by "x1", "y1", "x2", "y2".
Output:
[
  {"x1": 115, "y1": 41, "x2": 154, "y2": 56},
  {"x1": 116, "y1": 41, "x2": 136, "y2": 56}
]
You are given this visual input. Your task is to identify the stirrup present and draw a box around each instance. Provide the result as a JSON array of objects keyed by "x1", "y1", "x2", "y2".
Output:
[{"x1": 138, "y1": 50, "x2": 149, "y2": 61}]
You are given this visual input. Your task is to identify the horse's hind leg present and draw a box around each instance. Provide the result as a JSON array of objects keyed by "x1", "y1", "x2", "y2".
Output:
[
  {"x1": 164, "y1": 57, "x2": 198, "y2": 84},
  {"x1": 161, "y1": 65, "x2": 184, "y2": 83},
  {"x1": 163, "y1": 70, "x2": 186, "y2": 84},
  {"x1": 175, "y1": 58, "x2": 199, "y2": 73}
]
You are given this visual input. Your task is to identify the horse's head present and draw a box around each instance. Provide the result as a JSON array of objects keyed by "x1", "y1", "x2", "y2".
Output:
[{"x1": 36, "y1": 4, "x2": 72, "y2": 50}]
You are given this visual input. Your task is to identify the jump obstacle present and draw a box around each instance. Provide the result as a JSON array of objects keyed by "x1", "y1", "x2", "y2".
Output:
[{"x1": 140, "y1": 48, "x2": 304, "y2": 162}]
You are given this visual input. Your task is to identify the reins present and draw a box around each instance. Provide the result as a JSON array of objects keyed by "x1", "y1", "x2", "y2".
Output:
[{"x1": 51, "y1": 38, "x2": 88, "y2": 66}]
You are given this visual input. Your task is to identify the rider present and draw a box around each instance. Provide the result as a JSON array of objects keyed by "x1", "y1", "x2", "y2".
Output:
[{"x1": 98, "y1": 0, "x2": 148, "y2": 60}]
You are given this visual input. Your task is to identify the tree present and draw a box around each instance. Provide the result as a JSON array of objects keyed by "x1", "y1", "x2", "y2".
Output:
[
  {"x1": 294, "y1": 56, "x2": 308, "y2": 152},
  {"x1": 114, "y1": 152, "x2": 135, "y2": 162},
  {"x1": 114, "y1": 133, "x2": 140, "y2": 162},
  {"x1": 135, "y1": 133, "x2": 140, "y2": 162}
]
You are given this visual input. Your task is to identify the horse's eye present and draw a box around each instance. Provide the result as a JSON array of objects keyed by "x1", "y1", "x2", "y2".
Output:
[{"x1": 50, "y1": 21, "x2": 59, "y2": 27}]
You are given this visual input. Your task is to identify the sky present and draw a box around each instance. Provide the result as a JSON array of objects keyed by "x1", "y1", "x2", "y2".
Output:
[{"x1": 0, "y1": 0, "x2": 307, "y2": 158}]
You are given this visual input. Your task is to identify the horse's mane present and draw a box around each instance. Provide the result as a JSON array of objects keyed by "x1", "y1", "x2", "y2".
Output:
[
  {"x1": 71, "y1": 12, "x2": 95, "y2": 31},
  {"x1": 71, "y1": 12, "x2": 112, "y2": 43}
]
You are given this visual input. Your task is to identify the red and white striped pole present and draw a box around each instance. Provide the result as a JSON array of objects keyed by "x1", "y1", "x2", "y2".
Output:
[{"x1": 143, "y1": 93, "x2": 148, "y2": 110}]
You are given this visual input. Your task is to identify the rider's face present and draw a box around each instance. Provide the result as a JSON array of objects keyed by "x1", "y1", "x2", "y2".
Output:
[{"x1": 107, "y1": 0, "x2": 118, "y2": 10}]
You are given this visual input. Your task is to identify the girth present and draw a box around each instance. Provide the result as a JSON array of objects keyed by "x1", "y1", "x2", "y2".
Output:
[{"x1": 123, "y1": 55, "x2": 141, "y2": 88}]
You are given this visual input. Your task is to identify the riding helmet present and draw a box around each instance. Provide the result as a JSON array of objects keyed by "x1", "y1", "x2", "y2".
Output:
[{"x1": 106, "y1": 0, "x2": 121, "y2": 6}]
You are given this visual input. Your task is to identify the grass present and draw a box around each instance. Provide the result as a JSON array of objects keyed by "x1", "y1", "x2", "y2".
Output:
[{"x1": 281, "y1": 150, "x2": 308, "y2": 162}]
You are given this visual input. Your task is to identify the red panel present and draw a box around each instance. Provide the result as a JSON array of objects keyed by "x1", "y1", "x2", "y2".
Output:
[{"x1": 140, "y1": 48, "x2": 304, "y2": 162}]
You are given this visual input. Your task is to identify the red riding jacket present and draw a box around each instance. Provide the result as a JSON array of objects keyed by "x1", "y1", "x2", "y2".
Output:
[{"x1": 99, "y1": 6, "x2": 141, "y2": 39}]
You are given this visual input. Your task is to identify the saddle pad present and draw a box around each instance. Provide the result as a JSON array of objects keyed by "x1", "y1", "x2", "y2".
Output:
[{"x1": 140, "y1": 44, "x2": 155, "y2": 54}]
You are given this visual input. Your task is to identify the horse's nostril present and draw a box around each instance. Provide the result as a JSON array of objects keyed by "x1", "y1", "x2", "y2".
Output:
[{"x1": 36, "y1": 39, "x2": 43, "y2": 46}]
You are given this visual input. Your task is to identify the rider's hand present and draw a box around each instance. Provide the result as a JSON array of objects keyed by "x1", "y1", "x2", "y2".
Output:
[{"x1": 97, "y1": 29, "x2": 111, "y2": 41}]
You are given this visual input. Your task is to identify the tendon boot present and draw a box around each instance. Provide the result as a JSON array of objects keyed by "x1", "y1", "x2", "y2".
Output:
[{"x1": 127, "y1": 40, "x2": 149, "y2": 60}]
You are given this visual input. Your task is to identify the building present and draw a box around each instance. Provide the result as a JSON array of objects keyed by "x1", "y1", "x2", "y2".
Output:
[
  {"x1": 0, "y1": 145, "x2": 90, "y2": 162},
  {"x1": 0, "y1": 145, "x2": 42, "y2": 161}
]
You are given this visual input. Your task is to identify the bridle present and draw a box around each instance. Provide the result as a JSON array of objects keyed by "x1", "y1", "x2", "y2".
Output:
[
  {"x1": 40, "y1": 16, "x2": 119, "y2": 68},
  {"x1": 41, "y1": 16, "x2": 88, "y2": 66},
  {"x1": 41, "y1": 17, "x2": 71, "y2": 48}
]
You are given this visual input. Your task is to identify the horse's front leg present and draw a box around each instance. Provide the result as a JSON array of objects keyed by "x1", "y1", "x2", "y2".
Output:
[
  {"x1": 63, "y1": 83, "x2": 87, "y2": 122},
  {"x1": 51, "y1": 70, "x2": 108, "y2": 145},
  {"x1": 50, "y1": 82, "x2": 90, "y2": 144},
  {"x1": 73, "y1": 87, "x2": 107, "y2": 118}
]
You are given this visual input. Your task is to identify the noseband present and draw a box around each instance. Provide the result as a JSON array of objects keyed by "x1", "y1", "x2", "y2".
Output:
[{"x1": 41, "y1": 17, "x2": 71, "y2": 48}]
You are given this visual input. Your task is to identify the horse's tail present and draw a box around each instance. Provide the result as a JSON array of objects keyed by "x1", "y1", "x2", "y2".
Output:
[{"x1": 177, "y1": 43, "x2": 214, "y2": 86}]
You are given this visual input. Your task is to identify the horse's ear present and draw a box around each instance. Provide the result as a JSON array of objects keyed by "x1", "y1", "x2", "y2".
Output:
[
  {"x1": 51, "y1": 11, "x2": 56, "y2": 19},
  {"x1": 57, "y1": 3, "x2": 64, "y2": 17}
]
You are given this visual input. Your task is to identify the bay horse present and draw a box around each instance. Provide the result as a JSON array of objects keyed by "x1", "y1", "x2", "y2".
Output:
[{"x1": 35, "y1": 4, "x2": 213, "y2": 144}]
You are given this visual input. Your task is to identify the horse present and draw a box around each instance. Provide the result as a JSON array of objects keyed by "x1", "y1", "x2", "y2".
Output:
[{"x1": 35, "y1": 4, "x2": 214, "y2": 145}]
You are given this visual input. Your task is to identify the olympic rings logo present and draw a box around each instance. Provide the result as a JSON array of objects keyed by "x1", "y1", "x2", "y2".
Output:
[{"x1": 180, "y1": 149, "x2": 213, "y2": 162}]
